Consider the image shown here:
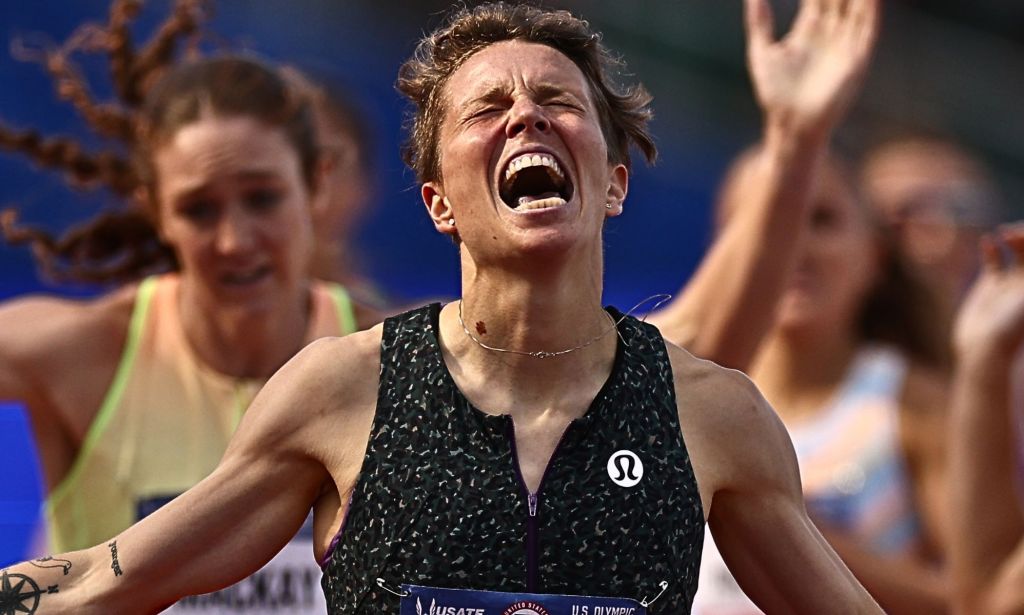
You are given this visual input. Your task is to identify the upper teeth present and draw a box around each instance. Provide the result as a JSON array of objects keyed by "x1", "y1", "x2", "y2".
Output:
[{"x1": 504, "y1": 153, "x2": 564, "y2": 181}]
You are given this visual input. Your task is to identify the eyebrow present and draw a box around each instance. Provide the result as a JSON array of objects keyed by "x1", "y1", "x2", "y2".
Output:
[
  {"x1": 461, "y1": 81, "x2": 586, "y2": 109},
  {"x1": 169, "y1": 170, "x2": 283, "y2": 201},
  {"x1": 531, "y1": 83, "x2": 583, "y2": 101},
  {"x1": 462, "y1": 82, "x2": 513, "y2": 108}
]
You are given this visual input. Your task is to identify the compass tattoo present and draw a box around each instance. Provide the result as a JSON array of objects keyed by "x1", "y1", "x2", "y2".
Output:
[{"x1": 0, "y1": 568, "x2": 58, "y2": 615}]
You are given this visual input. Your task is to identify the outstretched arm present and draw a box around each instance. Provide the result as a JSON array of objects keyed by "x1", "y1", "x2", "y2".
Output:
[
  {"x1": 649, "y1": 0, "x2": 879, "y2": 369},
  {"x1": 0, "y1": 338, "x2": 349, "y2": 614},
  {"x1": 948, "y1": 227, "x2": 1024, "y2": 615}
]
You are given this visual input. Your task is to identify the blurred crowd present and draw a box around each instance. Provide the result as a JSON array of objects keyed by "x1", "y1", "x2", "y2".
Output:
[{"x1": 0, "y1": 1, "x2": 1021, "y2": 613}]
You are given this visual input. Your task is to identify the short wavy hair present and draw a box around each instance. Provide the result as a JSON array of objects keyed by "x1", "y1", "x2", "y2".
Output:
[{"x1": 396, "y1": 2, "x2": 656, "y2": 184}]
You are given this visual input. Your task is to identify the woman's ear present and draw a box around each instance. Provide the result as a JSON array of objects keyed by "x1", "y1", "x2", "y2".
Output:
[
  {"x1": 604, "y1": 164, "x2": 628, "y2": 217},
  {"x1": 422, "y1": 182, "x2": 458, "y2": 237}
]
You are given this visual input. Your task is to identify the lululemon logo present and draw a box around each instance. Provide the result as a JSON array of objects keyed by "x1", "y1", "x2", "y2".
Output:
[{"x1": 607, "y1": 449, "x2": 644, "y2": 487}]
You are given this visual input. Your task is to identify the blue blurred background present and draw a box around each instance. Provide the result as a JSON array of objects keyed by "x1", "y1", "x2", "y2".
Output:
[{"x1": 1, "y1": 0, "x2": 1022, "y2": 565}]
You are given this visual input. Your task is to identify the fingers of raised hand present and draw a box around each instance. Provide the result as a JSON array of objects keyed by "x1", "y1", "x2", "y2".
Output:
[
  {"x1": 851, "y1": 0, "x2": 882, "y2": 50},
  {"x1": 822, "y1": 0, "x2": 846, "y2": 33},
  {"x1": 980, "y1": 235, "x2": 1004, "y2": 273},
  {"x1": 999, "y1": 223, "x2": 1024, "y2": 264},
  {"x1": 793, "y1": 0, "x2": 879, "y2": 49},
  {"x1": 980, "y1": 224, "x2": 1024, "y2": 274},
  {"x1": 744, "y1": 0, "x2": 776, "y2": 50}
]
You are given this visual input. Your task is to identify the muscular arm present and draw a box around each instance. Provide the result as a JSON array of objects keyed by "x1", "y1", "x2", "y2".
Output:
[
  {"x1": 649, "y1": 0, "x2": 879, "y2": 370},
  {"x1": 672, "y1": 346, "x2": 881, "y2": 613},
  {"x1": 0, "y1": 333, "x2": 375, "y2": 613}
]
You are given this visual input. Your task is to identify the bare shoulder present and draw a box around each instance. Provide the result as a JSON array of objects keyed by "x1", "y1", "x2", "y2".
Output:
[
  {"x1": 0, "y1": 286, "x2": 136, "y2": 417},
  {"x1": 229, "y1": 323, "x2": 384, "y2": 457},
  {"x1": 665, "y1": 341, "x2": 783, "y2": 444},
  {"x1": 0, "y1": 285, "x2": 135, "y2": 367},
  {"x1": 663, "y1": 341, "x2": 798, "y2": 506}
]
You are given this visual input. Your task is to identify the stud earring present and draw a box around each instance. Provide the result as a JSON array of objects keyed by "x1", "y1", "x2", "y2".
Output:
[
  {"x1": 605, "y1": 203, "x2": 614, "y2": 210},
  {"x1": 448, "y1": 218, "x2": 456, "y2": 226}
]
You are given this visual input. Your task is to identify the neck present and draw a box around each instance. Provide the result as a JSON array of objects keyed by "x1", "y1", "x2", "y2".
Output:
[
  {"x1": 310, "y1": 238, "x2": 358, "y2": 285},
  {"x1": 177, "y1": 275, "x2": 311, "y2": 379},
  {"x1": 439, "y1": 254, "x2": 616, "y2": 420},
  {"x1": 750, "y1": 325, "x2": 861, "y2": 421}
]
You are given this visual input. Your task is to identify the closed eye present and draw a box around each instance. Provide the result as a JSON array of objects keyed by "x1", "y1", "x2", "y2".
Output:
[
  {"x1": 244, "y1": 188, "x2": 283, "y2": 212},
  {"x1": 545, "y1": 99, "x2": 582, "y2": 111},
  {"x1": 464, "y1": 106, "x2": 504, "y2": 122},
  {"x1": 177, "y1": 199, "x2": 218, "y2": 225}
]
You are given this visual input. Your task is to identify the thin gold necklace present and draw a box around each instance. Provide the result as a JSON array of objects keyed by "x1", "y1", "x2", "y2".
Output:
[{"x1": 456, "y1": 300, "x2": 627, "y2": 359}]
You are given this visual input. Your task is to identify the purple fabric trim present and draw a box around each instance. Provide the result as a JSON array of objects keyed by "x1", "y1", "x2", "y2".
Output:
[
  {"x1": 508, "y1": 417, "x2": 576, "y2": 593},
  {"x1": 318, "y1": 492, "x2": 355, "y2": 570},
  {"x1": 508, "y1": 419, "x2": 540, "y2": 591}
]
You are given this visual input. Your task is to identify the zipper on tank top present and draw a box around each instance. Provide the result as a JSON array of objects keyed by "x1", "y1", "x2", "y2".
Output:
[{"x1": 508, "y1": 417, "x2": 575, "y2": 593}]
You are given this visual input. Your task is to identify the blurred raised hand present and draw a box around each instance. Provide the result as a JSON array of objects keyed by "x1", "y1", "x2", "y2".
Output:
[
  {"x1": 650, "y1": 0, "x2": 881, "y2": 369},
  {"x1": 746, "y1": 0, "x2": 879, "y2": 139},
  {"x1": 949, "y1": 224, "x2": 1024, "y2": 614},
  {"x1": 954, "y1": 226, "x2": 1024, "y2": 360}
]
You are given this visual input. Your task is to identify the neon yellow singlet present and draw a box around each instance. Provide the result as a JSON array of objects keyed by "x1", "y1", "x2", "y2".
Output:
[{"x1": 45, "y1": 273, "x2": 357, "y2": 552}]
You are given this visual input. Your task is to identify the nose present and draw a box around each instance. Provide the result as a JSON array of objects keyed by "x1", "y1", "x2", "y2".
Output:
[
  {"x1": 214, "y1": 206, "x2": 257, "y2": 255},
  {"x1": 506, "y1": 98, "x2": 550, "y2": 139}
]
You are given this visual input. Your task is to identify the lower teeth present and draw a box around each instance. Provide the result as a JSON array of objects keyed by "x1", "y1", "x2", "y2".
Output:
[{"x1": 517, "y1": 196, "x2": 564, "y2": 210}]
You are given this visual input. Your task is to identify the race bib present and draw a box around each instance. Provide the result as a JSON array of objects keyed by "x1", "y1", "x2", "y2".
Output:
[{"x1": 400, "y1": 584, "x2": 647, "y2": 615}]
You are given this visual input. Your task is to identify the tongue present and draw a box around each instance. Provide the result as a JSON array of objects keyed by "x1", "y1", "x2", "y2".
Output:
[{"x1": 517, "y1": 192, "x2": 561, "y2": 208}]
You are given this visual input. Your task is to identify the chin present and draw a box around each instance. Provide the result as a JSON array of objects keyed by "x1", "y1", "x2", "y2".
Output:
[
  {"x1": 517, "y1": 226, "x2": 595, "y2": 260},
  {"x1": 213, "y1": 279, "x2": 280, "y2": 309},
  {"x1": 774, "y1": 298, "x2": 823, "y2": 332}
]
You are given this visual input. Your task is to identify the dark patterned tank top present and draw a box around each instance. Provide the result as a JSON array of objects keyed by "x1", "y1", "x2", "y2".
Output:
[{"x1": 321, "y1": 303, "x2": 704, "y2": 613}]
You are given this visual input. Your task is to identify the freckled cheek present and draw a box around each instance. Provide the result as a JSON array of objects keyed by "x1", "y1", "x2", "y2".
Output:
[
  {"x1": 447, "y1": 137, "x2": 493, "y2": 179},
  {"x1": 562, "y1": 116, "x2": 608, "y2": 153},
  {"x1": 446, "y1": 155, "x2": 496, "y2": 205}
]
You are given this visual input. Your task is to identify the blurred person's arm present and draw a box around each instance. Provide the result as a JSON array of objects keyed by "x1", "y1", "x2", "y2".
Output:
[
  {"x1": 948, "y1": 227, "x2": 1024, "y2": 615},
  {"x1": 649, "y1": 0, "x2": 879, "y2": 369},
  {"x1": 0, "y1": 330, "x2": 379, "y2": 613},
  {"x1": 0, "y1": 289, "x2": 133, "y2": 492},
  {"x1": 820, "y1": 531, "x2": 949, "y2": 614}
]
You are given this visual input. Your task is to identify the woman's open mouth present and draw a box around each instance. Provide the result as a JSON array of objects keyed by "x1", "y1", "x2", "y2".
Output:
[{"x1": 498, "y1": 152, "x2": 574, "y2": 212}]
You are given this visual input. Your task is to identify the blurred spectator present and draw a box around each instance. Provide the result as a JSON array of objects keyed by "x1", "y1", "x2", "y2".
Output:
[
  {"x1": 282, "y1": 66, "x2": 389, "y2": 306},
  {"x1": 861, "y1": 137, "x2": 1003, "y2": 342},
  {"x1": 648, "y1": 0, "x2": 879, "y2": 370},
  {"x1": 693, "y1": 152, "x2": 951, "y2": 614},
  {"x1": 0, "y1": 2, "x2": 377, "y2": 611}
]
